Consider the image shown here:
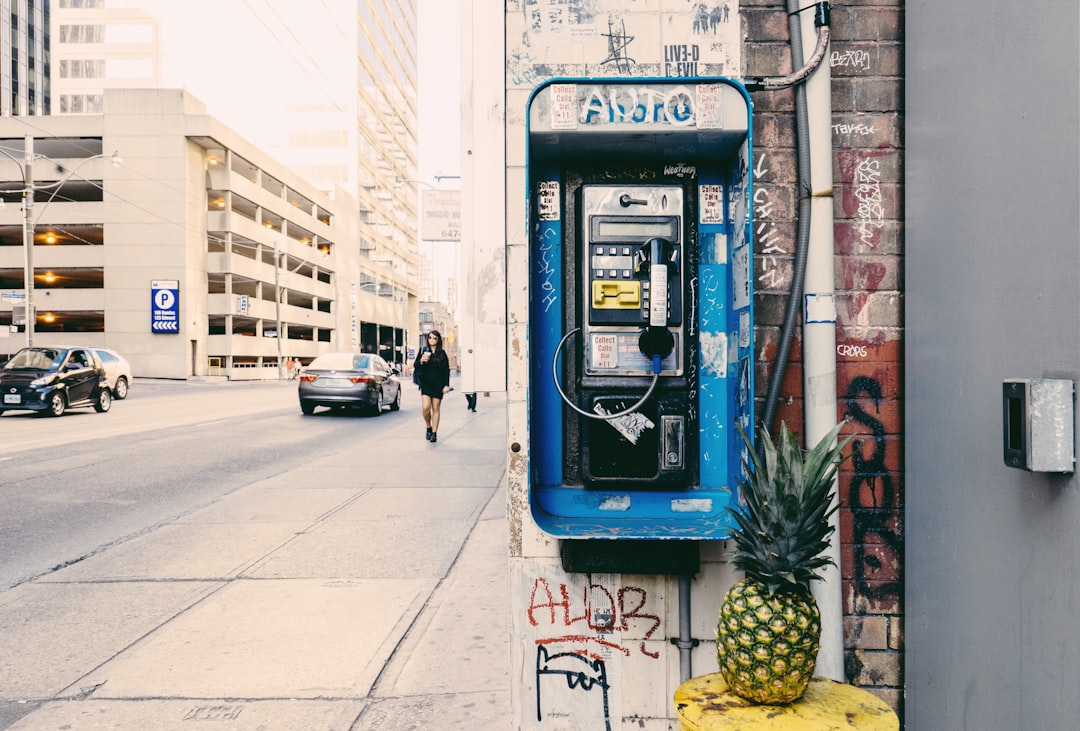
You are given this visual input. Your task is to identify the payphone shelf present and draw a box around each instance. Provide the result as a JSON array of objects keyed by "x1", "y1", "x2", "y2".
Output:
[{"x1": 532, "y1": 484, "x2": 739, "y2": 539}]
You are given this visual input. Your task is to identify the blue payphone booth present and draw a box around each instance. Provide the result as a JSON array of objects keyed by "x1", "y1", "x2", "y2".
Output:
[{"x1": 527, "y1": 78, "x2": 754, "y2": 543}]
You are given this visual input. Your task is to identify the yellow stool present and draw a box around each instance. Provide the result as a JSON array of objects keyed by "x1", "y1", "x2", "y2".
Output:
[{"x1": 674, "y1": 673, "x2": 899, "y2": 730}]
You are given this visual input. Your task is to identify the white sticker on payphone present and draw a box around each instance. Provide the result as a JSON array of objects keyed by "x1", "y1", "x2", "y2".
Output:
[
  {"x1": 696, "y1": 84, "x2": 725, "y2": 129},
  {"x1": 700, "y1": 184, "x2": 724, "y2": 224},
  {"x1": 591, "y1": 333, "x2": 618, "y2": 368},
  {"x1": 550, "y1": 84, "x2": 578, "y2": 130}
]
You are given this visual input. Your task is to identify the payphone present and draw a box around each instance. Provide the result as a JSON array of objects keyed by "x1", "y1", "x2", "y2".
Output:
[
  {"x1": 527, "y1": 78, "x2": 754, "y2": 540},
  {"x1": 555, "y1": 184, "x2": 692, "y2": 488}
]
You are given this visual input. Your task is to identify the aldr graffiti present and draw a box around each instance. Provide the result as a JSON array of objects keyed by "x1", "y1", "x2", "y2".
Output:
[{"x1": 527, "y1": 577, "x2": 662, "y2": 659}]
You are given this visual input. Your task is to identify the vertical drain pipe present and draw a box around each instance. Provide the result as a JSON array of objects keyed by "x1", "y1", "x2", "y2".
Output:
[
  {"x1": 795, "y1": 1, "x2": 844, "y2": 682},
  {"x1": 677, "y1": 575, "x2": 694, "y2": 681}
]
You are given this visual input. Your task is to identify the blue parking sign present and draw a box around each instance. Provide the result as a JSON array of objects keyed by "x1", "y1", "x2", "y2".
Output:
[{"x1": 151, "y1": 280, "x2": 180, "y2": 333}]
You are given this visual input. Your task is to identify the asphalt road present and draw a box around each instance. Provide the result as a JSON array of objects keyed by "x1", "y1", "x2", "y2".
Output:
[{"x1": 0, "y1": 378, "x2": 412, "y2": 591}]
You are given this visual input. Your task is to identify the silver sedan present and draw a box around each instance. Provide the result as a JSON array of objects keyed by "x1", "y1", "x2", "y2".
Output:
[{"x1": 297, "y1": 352, "x2": 402, "y2": 416}]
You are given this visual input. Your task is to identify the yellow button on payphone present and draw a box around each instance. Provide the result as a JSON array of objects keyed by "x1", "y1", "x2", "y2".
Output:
[{"x1": 592, "y1": 280, "x2": 641, "y2": 309}]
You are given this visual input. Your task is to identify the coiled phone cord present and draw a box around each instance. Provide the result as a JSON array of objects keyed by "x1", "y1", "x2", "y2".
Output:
[{"x1": 551, "y1": 327, "x2": 660, "y2": 421}]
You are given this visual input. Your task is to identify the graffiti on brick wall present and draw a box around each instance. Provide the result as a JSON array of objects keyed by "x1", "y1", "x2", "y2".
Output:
[
  {"x1": 853, "y1": 157, "x2": 884, "y2": 249},
  {"x1": 831, "y1": 49, "x2": 871, "y2": 70},
  {"x1": 753, "y1": 152, "x2": 786, "y2": 288},
  {"x1": 844, "y1": 375, "x2": 903, "y2": 608},
  {"x1": 837, "y1": 149, "x2": 890, "y2": 252},
  {"x1": 832, "y1": 122, "x2": 878, "y2": 137},
  {"x1": 837, "y1": 343, "x2": 869, "y2": 358}
]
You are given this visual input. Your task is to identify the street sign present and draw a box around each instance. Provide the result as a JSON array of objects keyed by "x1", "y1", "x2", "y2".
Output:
[
  {"x1": 421, "y1": 189, "x2": 461, "y2": 241},
  {"x1": 1, "y1": 292, "x2": 26, "y2": 302},
  {"x1": 11, "y1": 303, "x2": 31, "y2": 326},
  {"x1": 151, "y1": 280, "x2": 180, "y2": 333}
]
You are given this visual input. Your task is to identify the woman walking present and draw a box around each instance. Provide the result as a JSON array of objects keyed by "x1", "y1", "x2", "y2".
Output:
[{"x1": 413, "y1": 330, "x2": 451, "y2": 443}]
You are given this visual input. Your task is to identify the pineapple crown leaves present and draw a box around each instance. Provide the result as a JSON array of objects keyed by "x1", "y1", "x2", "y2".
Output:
[{"x1": 727, "y1": 420, "x2": 855, "y2": 597}]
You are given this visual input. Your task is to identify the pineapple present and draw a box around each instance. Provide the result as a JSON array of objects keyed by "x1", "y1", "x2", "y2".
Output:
[{"x1": 716, "y1": 420, "x2": 852, "y2": 705}]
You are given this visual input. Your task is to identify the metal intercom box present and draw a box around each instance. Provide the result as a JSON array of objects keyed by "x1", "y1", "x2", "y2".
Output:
[{"x1": 1003, "y1": 378, "x2": 1075, "y2": 473}]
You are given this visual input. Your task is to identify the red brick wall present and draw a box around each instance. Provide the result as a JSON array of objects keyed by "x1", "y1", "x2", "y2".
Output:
[{"x1": 743, "y1": 0, "x2": 905, "y2": 717}]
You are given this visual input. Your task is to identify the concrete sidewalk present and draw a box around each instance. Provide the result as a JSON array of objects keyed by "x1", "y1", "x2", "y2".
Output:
[{"x1": 0, "y1": 390, "x2": 511, "y2": 731}]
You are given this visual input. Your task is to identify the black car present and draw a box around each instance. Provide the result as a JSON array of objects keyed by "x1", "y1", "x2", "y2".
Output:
[
  {"x1": 298, "y1": 352, "x2": 402, "y2": 416},
  {"x1": 0, "y1": 346, "x2": 112, "y2": 417}
]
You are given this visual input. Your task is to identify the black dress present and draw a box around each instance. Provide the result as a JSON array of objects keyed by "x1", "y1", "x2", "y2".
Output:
[{"x1": 413, "y1": 348, "x2": 450, "y2": 399}]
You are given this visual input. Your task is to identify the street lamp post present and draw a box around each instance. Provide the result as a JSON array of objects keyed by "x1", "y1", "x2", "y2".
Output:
[
  {"x1": 273, "y1": 234, "x2": 329, "y2": 381},
  {"x1": 275, "y1": 238, "x2": 283, "y2": 380},
  {"x1": 399, "y1": 287, "x2": 407, "y2": 367},
  {"x1": 21, "y1": 136, "x2": 33, "y2": 346}
]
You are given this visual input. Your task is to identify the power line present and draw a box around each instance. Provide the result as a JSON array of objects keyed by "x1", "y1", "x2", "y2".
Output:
[{"x1": 240, "y1": 0, "x2": 351, "y2": 115}]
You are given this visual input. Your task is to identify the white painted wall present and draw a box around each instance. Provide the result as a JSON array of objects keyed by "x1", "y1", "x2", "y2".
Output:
[
  {"x1": 494, "y1": 2, "x2": 745, "y2": 727},
  {"x1": 459, "y1": 0, "x2": 507, "y2": 395}
]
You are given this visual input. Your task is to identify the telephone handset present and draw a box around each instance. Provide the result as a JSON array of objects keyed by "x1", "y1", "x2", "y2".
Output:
[{"x1": 637, "y1": 236, "x2": 678, "y2": 364}]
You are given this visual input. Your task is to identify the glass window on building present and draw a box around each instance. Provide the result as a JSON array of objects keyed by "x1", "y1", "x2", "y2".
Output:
[
  {"x1": 59, "y1": 25, "x2": 105, "y2": 44},
  {"x1": 59, "y1": 59, "x2": 105, "y2": 78}
]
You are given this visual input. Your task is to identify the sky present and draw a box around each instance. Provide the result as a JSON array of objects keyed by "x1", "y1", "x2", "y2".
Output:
[
  {"x1": 123, "y1": 0, "x2": 462, "y2": 304},
  {"x1": 127, "y1": 0, "x2": 461, "y2": 184},
  {"x1": 416, "y1": 0, "x2": 463, "y2": 304},
  {"x1": 123, "y1": 0, "x2": 354, "y2": 148},
  {"x1": 417, "y1": 0, "x2": 463, "y2": 185}
]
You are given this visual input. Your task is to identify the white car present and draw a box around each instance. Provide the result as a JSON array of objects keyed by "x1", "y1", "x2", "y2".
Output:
[{"x1": 91, "y1": 348, "x2": 133, "y2": 400}]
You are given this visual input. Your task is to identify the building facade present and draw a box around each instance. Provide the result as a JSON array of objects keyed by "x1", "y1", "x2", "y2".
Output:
[
  {"x1": 0, "y1": 88, "x2": 407, "y2": 379},
  {"x1": 1, "y1": 0, "x2": 51, "y2": 117},
  {"x1": 51, "y1": 0, "x2": 160, "y2": 115},
  {"x1": 354, "y1": 0, "x2": 420, "y2": 368}
]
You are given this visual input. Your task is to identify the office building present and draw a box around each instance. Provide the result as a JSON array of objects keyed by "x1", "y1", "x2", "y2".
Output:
[
  {"x1": 51, "y1": 0, "x2": 160, "y2": 115},
  {"x1": 1, "y1": 0, "x2": 51, "y2": 117}
]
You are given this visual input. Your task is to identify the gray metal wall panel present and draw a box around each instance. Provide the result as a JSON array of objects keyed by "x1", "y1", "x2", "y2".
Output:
[{"x1": 905, "y1": 2, "x2": 1080, "y2": 728}]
